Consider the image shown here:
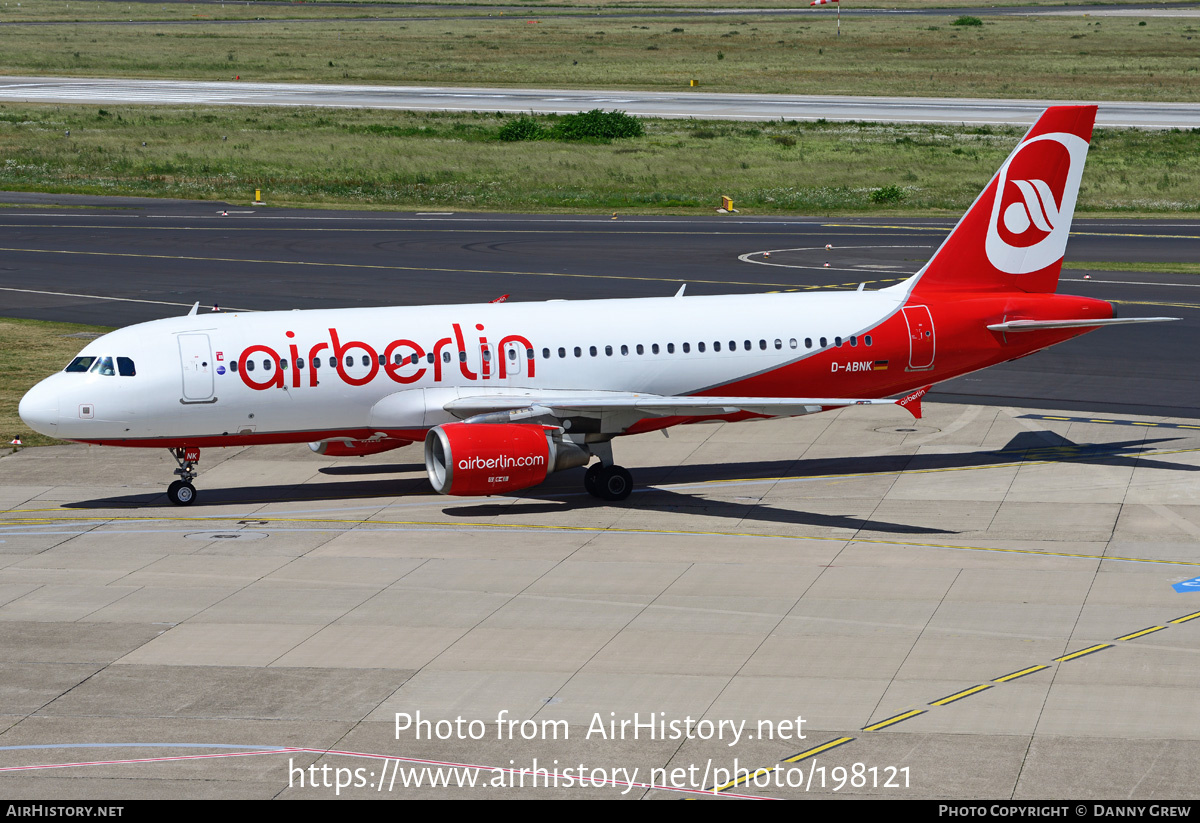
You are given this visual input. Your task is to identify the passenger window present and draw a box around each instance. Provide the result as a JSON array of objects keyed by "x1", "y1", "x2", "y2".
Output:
[
  {"x1": 329, "y1": 356, "x2": 336, "y2": 368},
  {"x1": 698, "y1": 342, "x2": 705, "y2": 353},
  {"x1": 411, "y1": 354, "x2": 419, "y2": 365},
  {"x1": 574, "y1": 347, "x2": 582, "y2": 358},
  {"x1": 542, "y1": 348, "x2": 550, "y2": 359},
  {"x1": 65, "y1": 356, "x2": 96, "y2": 373},
  {"x1": 667, "y1": 343, "x2": 675, "y2": 354},
  {"x1": 789, "y1": 339, "x2": 798, "y2": 349},
  {"x1": 683, "y1": 342, "x2": 691, "y2": 353},
  {"x1": 759, "y1": 340, "x2": 767, "y2": 350},
  {"x1": 229, "y1": 360, "x2": 238, "y2": 373},
  {"x1": 362, "y1": 355, "x2": 370, "y2": 366},
  {"x1": 508, "y1": 348, "x2": 517, "y2": 361},
  {"x1": 636, "y1": 344, "x2": 644, "y2": 355},
  {"x1": 117, "y1": 357, "x2": 136, "y2": 376},
  {"x1": 714, "y1": 341, "x2": 721, "y2": 352},
  {"x1": 729, "y1": 341, "x2": 736, "y2": 351},
  {"x1": 850, "y1": 336, "x2": 857, "y2": 347},
  {"x1": 774, "y1": 339, "x2": 782, "y2": 350},
  {"x1": 345, "y1": 356, "x2": 354, "y2": 367},
  {"x1": 621, "y1": 345, "x2": 629, "y2": 356},
  {"x1": 526, "y1": 348, "x2": 534, "y2": 360},
  {"x1": 279, "y1": 359, "x2": 288, "y2": 370},
  {"x1": 297, "y1": 358, "x2": 305, "y2": 369},
  {"x1": 605, "y1": 345, "x2": 613, "y2": 356},
  {"x1": 865, "y1": 335, "x2": 873, "y2": 346},
  {"x1": 313, "y1": 358, "x2": 320, "y2": 369},
  {"x1": 744, "y1": 340, "x2": 751, "y2": 351},
  {"x1": 443, "y1": 352, "x2": 451, "y2": 363},
  {"x1": 247, "y1": 360, "x2": 255, "y2": 372},
  {"x1": 805, "y1": 338, "x2": 812, "y2": 349},
  {"x1": 589, "y1": 346, "x2": 597, "y2": 357},
  {"x1": 460, "y1": 351, "x2": 467, "y2": 362},
  {"x1": 652, "y1": 344, "x2": 660, "y2": 354},
  {"x1": 835, "y1": 337, "x2": 842, "y2": 347},
  {"x1": 558, "y1": 347, "x2": 566, "y2": 358},
  {"x1": 482, "y1": 350, "x2": 492, "y2": 362},
  {"x1": 394, "y1": 354, "x2": 404, "y2": 365},
  {"x1": 820, "y1": 337, "x2": 827, "y2": 348},
  {"x1": 379, "y1": 354, "x2": 387, "y2": 366},
  {"x1": 262, "y1": 359, "x2": 271, "y2": 371}
]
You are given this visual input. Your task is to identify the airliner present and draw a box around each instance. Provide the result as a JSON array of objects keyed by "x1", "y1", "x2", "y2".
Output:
[{"x1": 18, "y1": 105, "x2": 1174, "y2": 505}]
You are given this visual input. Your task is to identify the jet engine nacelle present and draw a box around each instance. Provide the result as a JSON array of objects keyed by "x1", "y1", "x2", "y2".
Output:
[
  {"x1": 424, "y1": 423, "x2": 590, "y2": 496},
  {"x1": 309, "y1": 438, "x2": 411, "y2": 457}
]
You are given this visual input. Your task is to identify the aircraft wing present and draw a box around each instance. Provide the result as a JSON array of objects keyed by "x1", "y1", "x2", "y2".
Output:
[{"x1": 445, "y1": 393, "x2": 902, "y2": 421}]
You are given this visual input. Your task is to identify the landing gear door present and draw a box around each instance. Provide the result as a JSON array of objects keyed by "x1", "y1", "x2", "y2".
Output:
[
  {"x1": 179, "y1": 333, "x2": 215, "y2": 401},
  {"x1": 903, "y1": 305, "x2": 935, "y2": 371}
]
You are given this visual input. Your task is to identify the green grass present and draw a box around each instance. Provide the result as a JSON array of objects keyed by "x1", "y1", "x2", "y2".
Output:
[
  {"x1": 0, "y1": 0, "x2": 1155, "y2": 21},
  {"x1": 1062, "y1": 262, "x2": 1200, "y2": 275},
  {"x1": 0, "y1": 317, "x2": 113, "y2": 448},
  {"x1": 0, "y1": 14, "x2": 1196, "y2": 100},
  {"x1": 0, "y1": 104, "x2": 1197, "y2": 214}
]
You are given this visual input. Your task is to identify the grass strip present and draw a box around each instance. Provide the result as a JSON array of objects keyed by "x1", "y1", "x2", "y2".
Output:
[
  {"x1": 0, "y1": 104, "x2": 1196, "y2": 214},
  {"x1": 0, "y1": 14, "x2": 1198, "y2": 100},
  {"x1": 1062, "y1": 262, "x2": 1200, "y2": 275}
]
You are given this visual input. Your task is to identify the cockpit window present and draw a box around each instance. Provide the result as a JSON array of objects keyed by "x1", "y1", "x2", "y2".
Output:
[
  {"x1": 65, "y1": 356, "x2": 96, "y2": 373},
  {"x1": 117, "y1": 357, "x2": 136, "y2": 377},
  {"x1": 89, "y1": 356, "x2": 116, "y2": 376}
]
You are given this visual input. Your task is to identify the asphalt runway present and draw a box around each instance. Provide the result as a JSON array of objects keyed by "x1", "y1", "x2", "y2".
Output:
[
  {"x1": 0, "y1": 193, "x2": 1197, "y2": 417},
  {"x1": 2, "y1": 78, "x2": 1197, "y2": 127}
]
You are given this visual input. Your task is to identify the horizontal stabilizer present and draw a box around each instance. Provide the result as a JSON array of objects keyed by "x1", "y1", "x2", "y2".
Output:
[{"x1": 987, "y1": 317, "x2": 1179, "y2": 332}]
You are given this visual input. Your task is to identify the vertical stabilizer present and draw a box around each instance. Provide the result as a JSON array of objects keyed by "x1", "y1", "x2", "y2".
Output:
[{"x1": 909, "y1": 105, "x2": 1097, "y2": 296}]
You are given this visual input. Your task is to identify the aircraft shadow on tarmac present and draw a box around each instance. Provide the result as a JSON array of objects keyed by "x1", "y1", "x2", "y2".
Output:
[{"x1": 63, "y1": 432, "x2": 1197, "y2": 537}]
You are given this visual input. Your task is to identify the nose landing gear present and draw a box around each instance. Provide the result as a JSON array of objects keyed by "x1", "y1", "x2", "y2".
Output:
[{"x1": 168, "y1": 446, "x2": 200, "y2": 506}]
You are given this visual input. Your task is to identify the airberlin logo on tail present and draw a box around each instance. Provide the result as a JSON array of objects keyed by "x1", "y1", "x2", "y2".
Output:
[{"x1": 984, "y1": 132, "x2": 1089, "y2": 275}]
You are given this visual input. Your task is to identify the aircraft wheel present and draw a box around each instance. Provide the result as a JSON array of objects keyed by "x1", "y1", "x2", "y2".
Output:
[
  {"x1": 583, "y1": 463, "x2": 604, "y2": 498},
  {"x1": 596, "y1": 465, "x2": 633, "y2": 502},
  {"x1": 167, "y1": 480, "x2": 197, "y2": 506}
]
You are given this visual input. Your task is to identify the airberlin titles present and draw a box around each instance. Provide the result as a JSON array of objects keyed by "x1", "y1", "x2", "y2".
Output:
[{"x1": 235, "y1": 323, "x2": 535, "y2": 391}]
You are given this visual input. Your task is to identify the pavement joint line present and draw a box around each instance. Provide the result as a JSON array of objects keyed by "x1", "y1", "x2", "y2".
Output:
[{"x1": 5, "y1": 514, "x2": 1200, "y2": 568}]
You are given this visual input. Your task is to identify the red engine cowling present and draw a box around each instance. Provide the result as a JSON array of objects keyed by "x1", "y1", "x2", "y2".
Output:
[
  {"x1": 424, "y1": 423, "x2": 588, "y2": 496},
  {"x1": 309, "y1": 438, "x2": 411, "y2": 457}
]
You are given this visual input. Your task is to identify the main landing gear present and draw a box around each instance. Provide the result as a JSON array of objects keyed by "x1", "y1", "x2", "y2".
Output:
[
  {"x1": 583, "y1": 462, "x2": 633, "y2": 502},
  {"x1": 167, "y1": 446, "x2": 200, "y2": 506}
]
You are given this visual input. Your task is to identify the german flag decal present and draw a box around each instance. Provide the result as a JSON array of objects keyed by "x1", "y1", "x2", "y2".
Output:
[{"x1": 873, "y1": 360, "x2": 889, "y2": 371}]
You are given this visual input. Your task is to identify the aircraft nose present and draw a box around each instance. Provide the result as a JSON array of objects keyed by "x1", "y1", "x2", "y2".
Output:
[{"x1": 18, "y1": 380, "x2": 59, "y2": 437}]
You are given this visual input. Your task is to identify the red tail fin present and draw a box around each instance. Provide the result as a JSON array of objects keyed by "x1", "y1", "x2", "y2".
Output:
[{"x1": 910, "y1": 106, "x2": 1096, "y2": 297}]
